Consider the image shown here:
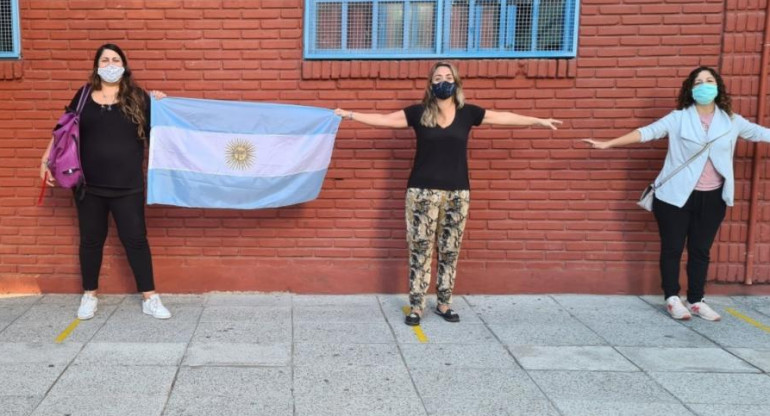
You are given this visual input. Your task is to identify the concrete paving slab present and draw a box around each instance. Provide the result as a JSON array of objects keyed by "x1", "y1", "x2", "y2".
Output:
[
  {"x1": 294, "y1": 294, "x2": 380, "y2": 307},
  {"x1": 529, "y1": 370, "x2": 679, "y2": 404},
  {"x1": 617, "y1": 347, "x2": 760, "y2": 373},
  {"x1": 0, "y1": 295, "x2": 42, "y2": 305},
  {"x1": 401, "y1": 343, "x2": 519, "y2": 369},
  {"x1": 511, "y1": 346, "x2": 638, "y2": 371},
  {"x1": 31, "y1": 394, "x2": 167, "y2": 416},
  {"x1": 488, "y1": 321, "x2": 607, "y2": 346},
  {"x1": 0, "y1": 342, "x2": 82, "y2": 364},
  {"x1": 0, "y1": 364, "x2": 66, "y2": 396},
  {"x1": 421, "y1": 396, "x2": 559, "y2": 416},
  {"x1": 681, "y1": 312, "x2": 770, "y2": 348},
  {"x1": 46, "y1": 365, "x2": 177, "y2": 396},
  {"x1": 727, "y1": 348, "x2": 770, "y2": 372},
  {"x1": 651, "y1": 372, "x2": 770, "y2": 405},
  {"x1": 467, "y1": 294, "x2": 577, "y2": 324},
  {"x1": 163, "y1": 395, "x2": 293, "y2": 416},
  {"x1": 0, "y1": 306, "x2": 31, "y2": 332},
  {"x1": 0, "y1": 302, "x2": 116, "y2": 343},
  {"x1": 392, "y1": 321, "x2": 496, "y2": 344},
  {"x1": 554, "y1": 295, "x2": 659, "y2": 313},
  {"x1": 192, "y1": 320, "x2": 291, "y2": 344},
  {"x1": 729, "y1": 296, "x2": 770, "y2": 309},
  {"x1": 552, "y1": 400, "x2": 696, "y2": 416},
  {"x1": 293, "y1": 342, "x2": 403, "y2": 367},
  {"x1": 183, "y1": 342, "x2": 290, "y2": 367},
  {"x1": 171, "y1": 366, "x2": 291, "y2": 398},
  {"x1": 688, "y1": 404, "x2": 770, "y2": 416},
  {"x1": 294, "y1": 365, "x2": 415, "y2": 396},
  {"x1": 295, "y1": 394, "x2": 425, "y2": 416},
  {"x1": 582, "y1": 321, "x2": 716, "y2": 347},
  {"x1": 410, "y1": 367, "x2": 545, "y2": 399},
  {"x1": 92, "y1": 306, "x2": 202, "y2": 343},
  {"x1": 1, "y1": 395, "x2": 42, "y2": 416},
  {"x1": 206, "y1": 292, "x2": 291, "y2": 307},
  {"x1": 72, "y1": 342, "x2": 186, "y2": 366},
  {"x1": 293, "y1": 304, "x2": 386, "y2": 323},
  {"x1": 294, "y1": 321, "x2": 395, "y2": 344},
  {"x1": 198, "y1": 305, "x2": 290, "y2": 323}
]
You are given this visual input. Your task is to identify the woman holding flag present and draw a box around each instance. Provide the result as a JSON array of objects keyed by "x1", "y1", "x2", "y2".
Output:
[
  {"x1": 335, "y1": 61, "x2": 561, "y2": 326},
  {"x1": 39, "y1": 44, "x2": 171, "y2": 321}
]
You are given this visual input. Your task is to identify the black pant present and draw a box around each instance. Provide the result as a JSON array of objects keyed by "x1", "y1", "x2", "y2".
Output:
[
  {"x1": 75, "y1": 191, "x2": 155, "y2": 292},
  {"x1": 653, "y1": 188, "x2": 726, "y2": 304}
]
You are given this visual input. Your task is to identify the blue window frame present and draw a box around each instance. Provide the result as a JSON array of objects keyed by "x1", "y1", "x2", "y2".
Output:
[
  {"x1": 0, "y1": 0, "x2": 21, "y2": 59},
  {"x1": 304, "y1": 0, "x2": 579, "y2": 59}
]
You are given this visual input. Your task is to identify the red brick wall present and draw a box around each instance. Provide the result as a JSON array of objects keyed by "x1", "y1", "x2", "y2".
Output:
[{"x1": 2, "y1": 0, "x2": 769, "y2": 295}]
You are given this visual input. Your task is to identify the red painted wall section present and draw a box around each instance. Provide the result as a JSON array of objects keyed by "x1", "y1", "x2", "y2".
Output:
[{"x1": 1, "y1": 0, "x2": 769, "y2": 295}]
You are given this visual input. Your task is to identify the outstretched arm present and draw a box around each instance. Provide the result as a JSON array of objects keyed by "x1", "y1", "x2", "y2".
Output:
[
  {"x1": 334, "y1": 108, "x2": 408, "y2": 129},
  {"x1": 582, "y1": 130, "x2": 642, "y2": 150},
  {"x1": 482, "y1": 110, "x2": 562, "y2": 130}
]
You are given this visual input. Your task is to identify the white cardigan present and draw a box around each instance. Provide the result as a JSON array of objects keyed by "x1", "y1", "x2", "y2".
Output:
[{"x1": 637, "y1": 105, "x2": 770, "y2": 207}]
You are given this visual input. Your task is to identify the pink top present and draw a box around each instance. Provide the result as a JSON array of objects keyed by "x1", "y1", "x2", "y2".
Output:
[{"x1": 694, "y1": 111, "x2": 724, "y2": 191}]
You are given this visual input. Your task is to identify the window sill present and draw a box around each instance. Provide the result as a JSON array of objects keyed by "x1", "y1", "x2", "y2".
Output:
[{"x1": 301, "y1": 59, "x2": 576, "y2": 80}]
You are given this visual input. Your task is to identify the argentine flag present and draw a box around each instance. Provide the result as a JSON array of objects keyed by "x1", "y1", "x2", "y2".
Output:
[{"x1": 148, "y1": 97, "x2": 340, "y2": 209}]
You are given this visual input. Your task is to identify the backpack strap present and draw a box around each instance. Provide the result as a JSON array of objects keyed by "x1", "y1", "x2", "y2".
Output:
[{"x1": 75, "y1": 85, "x2": 91, "y2": 114}]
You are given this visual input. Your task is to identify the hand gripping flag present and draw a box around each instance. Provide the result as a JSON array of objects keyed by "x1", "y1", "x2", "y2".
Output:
[{"x1": 148, "y1": 97, "x2": 340, "y2": 209}]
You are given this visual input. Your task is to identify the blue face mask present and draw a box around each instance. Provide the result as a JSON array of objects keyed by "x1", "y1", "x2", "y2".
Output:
[
  {"x1": 692, "y1": 84, "x2": 718, "y2": 105},
  {"x1": 431, "y1": 81, "x2": 456, "y2": 100}
]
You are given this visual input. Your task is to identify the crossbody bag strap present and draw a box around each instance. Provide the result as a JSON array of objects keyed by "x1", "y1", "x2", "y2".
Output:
[{"x1": 653, "y1": 140, "x2": 715, "y2": 189}]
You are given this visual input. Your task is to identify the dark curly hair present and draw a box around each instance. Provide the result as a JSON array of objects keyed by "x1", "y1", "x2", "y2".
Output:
[{"x1": 676, "y1": 66, "x2": 732, "y2": 116}]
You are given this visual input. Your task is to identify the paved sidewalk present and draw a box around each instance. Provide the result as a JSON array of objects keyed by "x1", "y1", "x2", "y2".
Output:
[{"x1": 1, "y1": 293, "x2": 769, "y2": 416}]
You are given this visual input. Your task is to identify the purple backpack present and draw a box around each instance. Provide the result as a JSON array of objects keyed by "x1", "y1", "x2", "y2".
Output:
[{"x1": 48, "y1": 85, "x2": 91, "y2": 189}]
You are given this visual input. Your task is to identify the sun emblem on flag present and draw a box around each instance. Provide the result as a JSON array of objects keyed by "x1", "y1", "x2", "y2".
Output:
[{"x1": 225, "y1": 139, "x2": 255, "y2": 170}]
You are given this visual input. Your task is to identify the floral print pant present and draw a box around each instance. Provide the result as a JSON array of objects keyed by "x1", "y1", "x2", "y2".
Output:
[{"x1": 405, "y1": 188, "x2": 470, "y2": 310}]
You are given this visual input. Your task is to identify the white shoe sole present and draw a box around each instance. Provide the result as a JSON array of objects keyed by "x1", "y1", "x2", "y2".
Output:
[{"x1": 77, "y1": 309, "x2": 96, "y2": 320}]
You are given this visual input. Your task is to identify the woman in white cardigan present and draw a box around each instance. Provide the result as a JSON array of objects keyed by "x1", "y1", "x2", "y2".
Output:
[{"x1": 583, "y1": 66, "x2": 770, "y2": 321}]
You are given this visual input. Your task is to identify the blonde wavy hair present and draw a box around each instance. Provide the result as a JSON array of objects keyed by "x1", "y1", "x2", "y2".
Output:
[{"x1": 419, "y1": 61, "x2": 466, "y2": 127}]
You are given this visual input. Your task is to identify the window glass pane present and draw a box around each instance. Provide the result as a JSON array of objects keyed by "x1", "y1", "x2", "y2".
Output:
[
  {"x1": 316, "y1": 2, "x2": 342, "y2": 50},
  {"x1": 537, "y1": 0, "x2": 565, "y2": 51},
  {"x1": 449, "y1": 1, "x2": 469, "y2": 50},
  {"x1": 378, "y1": 2, "x2": 404, "y2": 49},
  {"x1": 348, "y1": 2, "x2": 373, "y2": 49},
  {"x1": 409, "y1": 2, "x2": 435, "y2": 50},
  {"x1": 477, "y1": 1, "x2": 500, "y2": 49}
]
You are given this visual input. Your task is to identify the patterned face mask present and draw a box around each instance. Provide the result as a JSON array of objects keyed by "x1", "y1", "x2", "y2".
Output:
[
  {"x1": 431, "y1": 81, "x2": 456, "y2": 100},
  {"x1": 97, "y1": 65, "x2": 125, "y2": 83}
]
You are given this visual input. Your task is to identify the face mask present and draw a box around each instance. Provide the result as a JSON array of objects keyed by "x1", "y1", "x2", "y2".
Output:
[
  {"x1": 431, "y1": 81, "x2": 456, "y2": 100},
  {"x1": 692, "y1": 83, "x2": 718, "y2": 105},
  {"x1": 97, "y1": 65, "x2": 125, "y2": 83}
]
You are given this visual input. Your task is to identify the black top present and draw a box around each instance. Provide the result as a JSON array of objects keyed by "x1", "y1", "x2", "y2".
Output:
[
  {"x1": 69, "y1": 86, "x2": 150, "y2": 196},
  {"x1": 404, "y1": 103, "x2": 486, "y2": 191}
]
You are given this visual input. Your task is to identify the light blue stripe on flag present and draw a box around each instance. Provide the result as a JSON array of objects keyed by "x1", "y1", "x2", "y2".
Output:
[{"x1": 148, "y1": 97, "x2": 341, "y2": 209}]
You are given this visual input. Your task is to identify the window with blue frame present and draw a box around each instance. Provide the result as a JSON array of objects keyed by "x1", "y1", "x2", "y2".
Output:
[
  {"x1": 304, "y1": 0, "x2": 579, "y2": 59},
  {"x1": 0, "y1": 0, "x2": 21, "y2": 59}
]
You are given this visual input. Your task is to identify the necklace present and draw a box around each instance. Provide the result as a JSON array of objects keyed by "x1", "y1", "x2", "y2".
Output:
[{"x1": 100, "y1": 90, "x2": 117, "y2": 111}]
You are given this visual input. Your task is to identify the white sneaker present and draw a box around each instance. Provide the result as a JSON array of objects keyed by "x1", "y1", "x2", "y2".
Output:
[
  {"x1": 142, "y1": 294, "x2": 171, "y2": 319},
  {"x1": 686, "y1": 300, "x2": 721, "y2": 321},
  {"x1": 666, "y1": 296, "x2": 691, "y2": 320},
  {"x1": 77, "y1": 294, "x2": 98, "y2": 320}
]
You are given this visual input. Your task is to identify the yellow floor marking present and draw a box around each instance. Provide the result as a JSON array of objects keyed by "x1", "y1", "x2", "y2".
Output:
[
  {"x1": 54, "y1": 319, "x2": 81, "y2": 343},
  {"x1": 402, "y1": 306, "x2": 428, "y2": 343},
  {"x1": 725, "y1": 308, "x2": 770, "y2": 334}
]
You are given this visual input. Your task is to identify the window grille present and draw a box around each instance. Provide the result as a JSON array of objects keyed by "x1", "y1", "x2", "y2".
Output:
[{"x1": 305, "y1": 0, "x2": 579, "y2": 59}]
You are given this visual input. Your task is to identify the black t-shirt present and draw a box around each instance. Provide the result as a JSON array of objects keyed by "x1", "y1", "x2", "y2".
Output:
[
  {"x1": 69, "y1": 87, "x2": 151, "y2": 196},
  {"x1": 404, "y1": 103, "x2": 486, "y2": 190}
]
